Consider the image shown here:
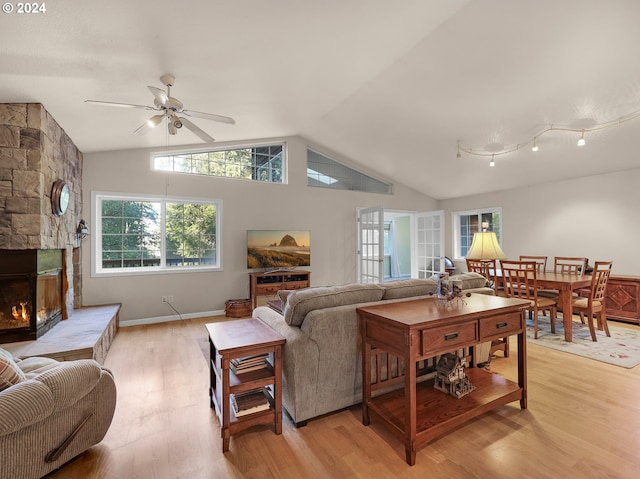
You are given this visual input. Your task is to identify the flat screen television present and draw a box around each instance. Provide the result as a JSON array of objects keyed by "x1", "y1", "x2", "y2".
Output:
[{"x1": 247, "y1": 230, "x2": 310, "y2": 269}]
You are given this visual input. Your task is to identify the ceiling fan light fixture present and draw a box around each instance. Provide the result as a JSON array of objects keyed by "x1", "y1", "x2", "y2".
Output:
[
  {"x1": 85, "y1": 74, "x2": 235, "y2": 143},
  {"x1": 147, "y1": 114, "x2": 164, "y2": 128}
]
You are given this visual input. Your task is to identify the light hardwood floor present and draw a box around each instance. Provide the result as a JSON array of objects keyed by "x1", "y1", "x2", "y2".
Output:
[{"x1": 46, "y1": 316, "x2": 640, "y2": 479}]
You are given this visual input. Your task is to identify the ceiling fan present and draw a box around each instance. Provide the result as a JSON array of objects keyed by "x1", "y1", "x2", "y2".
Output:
[{"x1": 85, "y1": 73, "x2": 235, "y2": 143}]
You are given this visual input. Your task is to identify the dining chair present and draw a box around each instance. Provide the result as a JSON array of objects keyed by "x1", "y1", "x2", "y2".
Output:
[
  {"x1": 519, "y1": 255, "x2": 550, "y2": 317},
  {"x1": 466, "y1": 258, "x2": 498, "y2": 293},
  {"x1": 500, "y1": 260, "x2": 558, "y2": 339},
  {"x1": 519, "y1": 255, "x2": 547, "y2": 273},
  {"x1": 554, "y1": 256, "x2": 588, "y2": 274},
  {"x1": 538, "y1": 256, "x2": 589, "y2": 302},
  {"x1": 571, "y1": 261, "x2": 613, "y2": 341}
]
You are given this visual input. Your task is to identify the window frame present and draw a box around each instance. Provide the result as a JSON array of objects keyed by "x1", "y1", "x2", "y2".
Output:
[
  {"x1": 452, "y1": 207, "x2": 502, "y2": 260},
  {"x1": 150, "y1": 142, "x2": 286, "y2": 184},
  {"x1": 306, "y1": 147, "x2": 392, "y2": 194},
  {"x1": 91, "y1": 191, "x2": 223, "y2": 277}
]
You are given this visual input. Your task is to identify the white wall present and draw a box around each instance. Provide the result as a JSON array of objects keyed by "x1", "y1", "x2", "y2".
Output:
[
  {"x1": 439, "y1": 168, "x2": 640, "y2": 275},
  {"x1": 81, "y1": 136, "x2": 437, "y2": 323}
]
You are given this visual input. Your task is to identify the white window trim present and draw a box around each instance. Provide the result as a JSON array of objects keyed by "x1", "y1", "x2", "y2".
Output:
[
  {"x1": 91, "y1": 191, "x2": 223, "y2": 277},
  {"x1": 451, "y1": 207, "x2": 502, "y2": 260}
]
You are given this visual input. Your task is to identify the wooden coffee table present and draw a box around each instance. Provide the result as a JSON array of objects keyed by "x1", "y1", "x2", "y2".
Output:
[
  {"x1": 357, "y1": 294, "x2": 529, "y2": 465},
  {"x1": 206, "y1": 319, "x2": 285, "y2": 452}
]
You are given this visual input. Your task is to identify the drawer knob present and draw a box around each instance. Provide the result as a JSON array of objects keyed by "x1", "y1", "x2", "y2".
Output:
[
  {"x1": 444, "y1": 332, "x2": 459, "y2": 341},
  {"x1": 496, "y1": 322, "x2": 508, "y2": 329}
]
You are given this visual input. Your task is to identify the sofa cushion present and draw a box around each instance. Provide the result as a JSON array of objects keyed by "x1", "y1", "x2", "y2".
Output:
[
  {"x1": 283, "y1": 283, "x2": 384, "y2": 327},
  {"x1": 0, "y1": 348, "x2": 27, "y2": 392},
  {"x1": 381, "y1": 278, "x2": 438, "y2": 300},
  {"x1": 449, "y1": 272, "x2": 491, "y2": 290}
]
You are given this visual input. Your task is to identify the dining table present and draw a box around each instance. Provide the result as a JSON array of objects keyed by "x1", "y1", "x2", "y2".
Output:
[{"x1": 495, "y1": 270, "x2": 592, "y2": 342}]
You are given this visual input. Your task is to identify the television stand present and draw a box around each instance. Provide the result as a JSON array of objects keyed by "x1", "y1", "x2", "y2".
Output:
[{"x1": 249, "y1": 271, "x2": 310, "y2": 309}]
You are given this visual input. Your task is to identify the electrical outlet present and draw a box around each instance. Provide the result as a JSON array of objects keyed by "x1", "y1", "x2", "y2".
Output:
[{"x1": 161, "y1": 295, "x2": 174, "y2": 303}]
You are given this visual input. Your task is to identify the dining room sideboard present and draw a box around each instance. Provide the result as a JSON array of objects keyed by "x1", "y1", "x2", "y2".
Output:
[{"x1": 605, "y1": 275, "x2": 640, "y2": 325}]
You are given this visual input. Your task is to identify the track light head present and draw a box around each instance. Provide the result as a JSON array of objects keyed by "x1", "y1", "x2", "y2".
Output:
[{"x1": 577, "y1": 131, "x2": 586, "y2": 146}]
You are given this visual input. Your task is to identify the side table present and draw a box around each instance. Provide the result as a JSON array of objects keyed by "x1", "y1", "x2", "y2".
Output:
[{"x1": 206, "y1": 319, "x2": 285, "y2": 452}]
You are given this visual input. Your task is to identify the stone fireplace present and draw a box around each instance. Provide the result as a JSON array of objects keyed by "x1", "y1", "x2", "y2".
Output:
[{"x1": 0, "y1": 103, "x2": 83, "y2": 343}]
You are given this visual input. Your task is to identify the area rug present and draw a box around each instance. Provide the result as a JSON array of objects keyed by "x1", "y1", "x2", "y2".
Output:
[{"x1": 526, "y1": 315, "x2": 640, "y2": 368}]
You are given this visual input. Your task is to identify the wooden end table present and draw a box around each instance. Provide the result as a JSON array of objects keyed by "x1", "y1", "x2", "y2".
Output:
[
  {"x1": 206, "y1": 319, "x2": 285, "y2": 452},
  {"x1": 358, "y1": 294, "x2": 529, "y2": 465}
]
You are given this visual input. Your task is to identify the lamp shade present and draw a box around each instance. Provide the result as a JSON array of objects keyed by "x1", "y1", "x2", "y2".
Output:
[{"x1": 465, "y1": 232, "x2": 506, "y2": 260}]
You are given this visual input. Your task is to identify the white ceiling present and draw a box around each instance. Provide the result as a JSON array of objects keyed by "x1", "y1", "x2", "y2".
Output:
[{"x1": 3, "y1": 0, "x2": 640, "y2": 200}]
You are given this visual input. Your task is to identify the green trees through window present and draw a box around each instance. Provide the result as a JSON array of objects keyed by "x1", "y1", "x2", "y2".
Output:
[
  {"x1": 96, "y1": 194, "x2": 221, "y2": 274},
  {"x1": 152, "y1": 144, "x2": 284, "y2": 183}
]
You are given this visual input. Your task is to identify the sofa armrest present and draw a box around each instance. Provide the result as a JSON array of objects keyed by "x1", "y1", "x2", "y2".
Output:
[
  {"x1": 36, "y1": 359, "x2": 103, "y2": 410},
  {"x1": 0, "y1": 380, "x2": 54, "y2": 436},
  {"x1": 253, "y1": 306, "x2": 320, "y2": 421}
]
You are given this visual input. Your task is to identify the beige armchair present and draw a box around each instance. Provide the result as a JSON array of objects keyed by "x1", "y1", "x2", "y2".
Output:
[{"x1": 0, "y1": 350, "x2": 116, "y2": 479}]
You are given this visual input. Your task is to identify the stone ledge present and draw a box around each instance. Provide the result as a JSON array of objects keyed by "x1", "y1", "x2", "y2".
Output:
[{"x1": 14, "y1": 303, "x2": 121, "y2": 364}]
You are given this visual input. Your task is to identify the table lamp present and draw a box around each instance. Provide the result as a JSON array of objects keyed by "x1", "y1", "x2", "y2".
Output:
[{"x1": 465, "y1": 231, "x2": 506, "y2": 279}]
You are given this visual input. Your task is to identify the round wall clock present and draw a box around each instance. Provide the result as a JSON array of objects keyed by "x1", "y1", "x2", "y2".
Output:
[{"x1": 51, "y1": 180, "x2": 71, "y2": 216}]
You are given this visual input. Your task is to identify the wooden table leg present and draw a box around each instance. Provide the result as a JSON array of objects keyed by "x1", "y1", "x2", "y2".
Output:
[
  {"x1": 362, "y1": 341, "x2": 371, "y2": 426},
  {"x1": 560, "y1": 285, "x2": 573, "y2": 342},
  {"x1": 404, "y1": 343, "x2": 417, "y2": 466}
]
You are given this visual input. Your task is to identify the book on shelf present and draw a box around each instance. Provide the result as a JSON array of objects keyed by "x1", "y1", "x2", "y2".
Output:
[
  {"x1": 230, "y1": 353, "x2": 270, "y2": 374},
  {"x1": 231, "y1": 388, "x2": 270, "y2": 416}
]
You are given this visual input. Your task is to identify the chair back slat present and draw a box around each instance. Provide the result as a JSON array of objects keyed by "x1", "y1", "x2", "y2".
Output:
[
  {"x1": 590, "y1": 261, "x2": 613, "y2": 302},
  {"x1": 554, "y1": 256, "x2": 587, "y2": 275}
]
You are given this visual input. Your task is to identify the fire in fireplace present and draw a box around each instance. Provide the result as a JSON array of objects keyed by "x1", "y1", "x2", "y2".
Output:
[{"x1": 0, "y1": 249, "x2": 64, "y2": 343}]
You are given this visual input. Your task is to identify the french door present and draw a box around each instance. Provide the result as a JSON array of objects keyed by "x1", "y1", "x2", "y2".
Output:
[
  {"x1": 357, "y1": 206, "x2": 384, "y2": 283},
  {"x1": 414, "y1": 210, "x2": 445, "y2": 279},
  {"x1": 357, "y1": 207, "x2": 444, "y2": 283}
]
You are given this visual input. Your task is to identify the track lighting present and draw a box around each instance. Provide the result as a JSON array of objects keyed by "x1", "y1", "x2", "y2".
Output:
[
  {"x1": 457, "y1": 105, "x2": 640, "y2": 162},
  {"x1": 147, "y1": 114, "x2": 164, "y2": 128}
]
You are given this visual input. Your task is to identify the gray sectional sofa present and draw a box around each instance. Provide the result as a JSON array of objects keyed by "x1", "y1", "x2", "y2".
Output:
[{"x1": 252, "y1": 273, "x2": 494, "y2": 426}]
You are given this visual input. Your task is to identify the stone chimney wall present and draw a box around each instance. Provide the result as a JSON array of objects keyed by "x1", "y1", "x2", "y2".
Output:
[{"x1": 0, "y1": 103, "x2": 84, "y2": 316}]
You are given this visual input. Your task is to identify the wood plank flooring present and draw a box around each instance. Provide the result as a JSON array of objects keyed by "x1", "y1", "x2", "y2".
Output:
[{"x1": 46, "y1": 316, "x2": 640, "y2": 479}]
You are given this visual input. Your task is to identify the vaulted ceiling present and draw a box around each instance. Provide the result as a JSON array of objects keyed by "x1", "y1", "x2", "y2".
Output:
[{"x1": 3, "y1": 0, "x2": 640, "y2": 199}]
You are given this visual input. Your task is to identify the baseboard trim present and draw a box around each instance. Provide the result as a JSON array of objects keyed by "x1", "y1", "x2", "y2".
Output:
[{"x1": 120, "y1": 310, "x2": 225, "y2": 327}]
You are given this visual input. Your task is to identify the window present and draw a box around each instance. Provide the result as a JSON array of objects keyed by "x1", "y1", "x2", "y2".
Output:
[
  {"x1": 152, "y1": 143, "x2": 284, "y2": 183},
  {"x1": 452, "y1": 207, "x2": 502, "y2": 259},
  {"x1": 307, "y1": 148, "x2": 392, "y2": 194},
  {"x1": 93, "y1": 193, "x2": 222, "y2": 275}
]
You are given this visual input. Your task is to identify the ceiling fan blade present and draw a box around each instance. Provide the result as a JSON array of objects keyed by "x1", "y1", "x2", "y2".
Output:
[
  {"x1": 148, "y1": 86, "x2": 169, "y2": 107},
  {"x1": 179, "y1": 117, "x2": 215, "y2": 143},
  {"x1": 85, "y1": 100, "x2": 154, "y2": 110},
  {"x1": 183, "y1": 109, "x2": 235, "y2": 125}
]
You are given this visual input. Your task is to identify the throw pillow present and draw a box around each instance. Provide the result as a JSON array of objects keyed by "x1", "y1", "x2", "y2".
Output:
[
  {"x1": 0, "y1": 348, "x2": 27, "y2": 392},
  {"x1": 449, "y1": 272, "x2": 491, "y2": 290}
]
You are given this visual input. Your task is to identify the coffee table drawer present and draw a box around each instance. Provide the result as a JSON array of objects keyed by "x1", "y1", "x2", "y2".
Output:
[
  {"x1": 421, "y1": 321, "x2": 477, "y2": 356},
  {"x1": 479, "y1": 312, "x2": 523, "y2": 340}
]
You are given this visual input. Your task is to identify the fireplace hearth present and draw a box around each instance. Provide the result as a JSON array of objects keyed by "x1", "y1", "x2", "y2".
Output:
[{"x1": 0, "y1": 250, "x2": 64, "y2": 343}]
